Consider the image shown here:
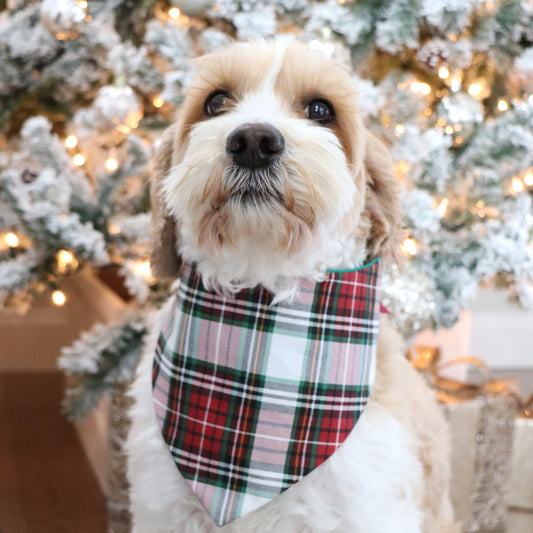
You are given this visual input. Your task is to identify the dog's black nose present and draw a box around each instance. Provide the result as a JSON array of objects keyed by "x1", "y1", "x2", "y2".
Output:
[{"x1": 226, "y1": 123, "x2": 285, "y2": 169}]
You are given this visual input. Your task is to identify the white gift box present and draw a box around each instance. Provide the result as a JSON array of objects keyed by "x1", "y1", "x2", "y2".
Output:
[{"x1": 507, "y1": 417, "x2": 533, "y2": 511}]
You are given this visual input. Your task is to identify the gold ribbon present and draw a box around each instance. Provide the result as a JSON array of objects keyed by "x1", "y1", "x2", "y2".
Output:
[
  {"x1": 516, "y1": 393, "x2": 533, "y2": 419},
  {"x1": 428, "y1": 354, "x2": 533, "y2": 418}
]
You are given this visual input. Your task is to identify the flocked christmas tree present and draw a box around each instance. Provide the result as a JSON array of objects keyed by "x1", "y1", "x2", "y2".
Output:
[{"x1": 0, "y1": 0, "x2": 532, "y2": 419}]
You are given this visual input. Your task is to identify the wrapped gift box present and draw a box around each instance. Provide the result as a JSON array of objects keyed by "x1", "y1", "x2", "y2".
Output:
[
  {"x1": 507, "y1": 416, "x2": 533, "y2": 511},
  {"x1": 442, "y1": 395, "x2": 516, "y2": 533}
]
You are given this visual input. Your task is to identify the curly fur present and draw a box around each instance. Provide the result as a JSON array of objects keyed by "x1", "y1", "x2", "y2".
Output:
[{"x1": 128, "y1": 39, "x2": 459, "y2": 533}]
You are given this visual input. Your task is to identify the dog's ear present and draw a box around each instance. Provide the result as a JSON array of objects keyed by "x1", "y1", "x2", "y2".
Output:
[
  {"x1": 149, "y1": 125, "x2": 182, "y2": 279},
  {"x1": 363, "y1": 131, "x2": 404, "y2": 268}
]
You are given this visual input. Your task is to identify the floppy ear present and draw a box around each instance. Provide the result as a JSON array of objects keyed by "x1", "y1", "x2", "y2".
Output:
[
  {"x1": 149, "y1": 125, "x2": 182, "y2": 279},
  {"x1": 363, "y1": 131, "x2": 404, "y2": 268}
]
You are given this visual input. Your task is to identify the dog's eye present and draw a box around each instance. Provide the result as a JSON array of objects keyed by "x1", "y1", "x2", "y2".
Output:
[
  {"x1": 204, "y1": 90, "x2": 229, "y2": 117},
  {"x1": 305, "y1": 99, "x2": 335, "y2": 125}
]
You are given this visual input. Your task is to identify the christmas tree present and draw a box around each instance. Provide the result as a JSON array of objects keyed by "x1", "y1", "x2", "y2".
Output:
[{"x1": 1, "y1": 0, "x2": 532, "y2": 419}]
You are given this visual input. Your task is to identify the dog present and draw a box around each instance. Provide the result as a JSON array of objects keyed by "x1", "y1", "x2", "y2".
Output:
[{"x1": 127, "y1": 40, "x2": 458, "y2": 533}]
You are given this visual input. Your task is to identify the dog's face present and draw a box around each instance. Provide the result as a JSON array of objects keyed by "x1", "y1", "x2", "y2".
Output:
[{"x1": 151, "y1": 41, "x2": 402, "y2": 293}]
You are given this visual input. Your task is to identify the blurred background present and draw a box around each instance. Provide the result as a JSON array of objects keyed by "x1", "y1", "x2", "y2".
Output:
[{"x1": 0, "y1": 0, "x2": 532, "y2": 532}]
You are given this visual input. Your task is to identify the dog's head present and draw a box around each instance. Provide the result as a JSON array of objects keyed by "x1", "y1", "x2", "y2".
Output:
[{"x1": 151, "y1": 41, "x2": 402, "y2": 293}]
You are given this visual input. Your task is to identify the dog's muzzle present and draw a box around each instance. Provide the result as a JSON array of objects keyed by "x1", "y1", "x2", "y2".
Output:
[{"x1": 226, "y1": 123, "x2": 285, "y2": 170}]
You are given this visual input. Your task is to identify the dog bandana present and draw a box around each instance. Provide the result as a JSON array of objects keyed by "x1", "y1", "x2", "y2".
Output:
[{"x1": 152, "y1": 258, "x2": 382, "y2": 527}]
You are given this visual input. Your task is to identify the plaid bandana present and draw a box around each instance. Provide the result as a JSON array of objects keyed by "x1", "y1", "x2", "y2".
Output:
[{"x1": 152, "y1": 258, "x2": 382, "y2": 527}]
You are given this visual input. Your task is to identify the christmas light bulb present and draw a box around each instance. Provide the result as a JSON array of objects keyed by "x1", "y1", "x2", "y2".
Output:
[
  {"x1": 153, "y1": 96, "x2": 164, "y2": 108},
  {"x1": 438, "y1": 67, "x2": 450, "y2": 79},
  {"x1": 136, "y1": 261, "x2": 152, "y2": 280},
  {"x1": 395, "y1": 124, "x2": 405, "y2": 136},
  {"x1": 445, "y1": 125, "x2": 454, "y2": 134},
  {"x1": 468, "y1": 83, "x2": 481, "y2": 97},
  {"x1": 402, "y1": 238, "x2": 418, "y2": 256},
  {"x1": 437, "y1": 198, "x2": 449, "y2": 216},
  {"x1": 52, "y1": 290, "x2": 66, "y2": 307},
  {"x1": 410, "y1": 82, "x2": 420, "y2": 93},
  {"x1": 56, "y1": 250, "x2": 77, "y2": 272},
  {"x1": 5, "y1": 232, "x2": 19, "y2": 247},
  {"x1": 497, "y1": 99, "x2": 508, "y2": 111},
  {"x1": 418, "y1": 83, "x2": 431, "y2": 95},
  {"x1": 65, "y1": 135, "x2": 78, "y2": 148},
  {"x1": 169, "y1": 7, "x2": 181, "y2": 18},
  {"x1": 512, "y1": 178, "x2": 524, "y2": 193},
  {"x1": 524, "y1": 172, "x2": 533, "y2": 187},
  {"x1": 105, "y1": 157, "x2": 118, "y2": 172},
  {"x1": 73, "y1": 153, "x2": 85, "y2": 166}
]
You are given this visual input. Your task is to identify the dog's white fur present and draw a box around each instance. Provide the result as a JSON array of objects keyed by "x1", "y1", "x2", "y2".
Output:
[{"x1": 127, "y1": 40, "x2": 459, "y2": 533}]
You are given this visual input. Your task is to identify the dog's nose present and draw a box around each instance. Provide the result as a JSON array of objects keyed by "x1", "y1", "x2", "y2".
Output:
[{"x1": 226, "y1": 123, "x2": 285, "y2": 169}]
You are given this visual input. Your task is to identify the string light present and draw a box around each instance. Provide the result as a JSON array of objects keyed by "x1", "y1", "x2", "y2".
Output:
[
  {"x1": 402, "y1": 238, "x2": 418, "y2": 256},
  {"x1": 78, "y1": 0, "x2": 88, "y2": 8},
  {"x1": 438, "y1": 67, "x2": 450, "y2": 79},
  {"x1": 410, "y1": 82, "x2": 431, "y2": 95},
  {"x1": 524, "y1": 172, "x2": 533, "y2": 187},
  {"x1": 105, "y1": 157, "x2": 118, "y2": 172},
  {"x1": 52, "y1": 290, "x2": 67, "y2": 307},
  {"x1": 135, "y1": 261, "x2": 153, "y2": 281},
  {"x1": 437, "y1": 198, "x2": 449, "y2": 216},
  {"x1": 153, "y1": 96, "x2": 164, "y2": 108},
  {"x1": 454, "y1": 136, "x2": 463, "y2": 145},
  {"x1": 108, "y1": 224, "x2": 121, "y2": 235},
  {"x1": 497, "y1": 99, "x2": 509, "y2": 112},
  {"x1": 65, "y1": 135, "x2": 78, "y2": 148},
  {"x1": 394, "y1": 124, "x2": 406, "y2": 136},
  {"x1": 445, "y1": 125, "x2": 454, "y2": 135},
  {"x1": 169, "y1": 7, "x2": 181, "y2": 18},
  {"x1": 468, "y1": 83, "x2": 482, "y2": 97},
  {"x1": 56, "y1": 250, "x2": 78, "y2": 272},
  {"x1": 512, "y1": 178, "x2": 524, "y2": 193},
  {"x1": 5, "y1": 232, "x2": 19, "y2": 247},
  {"x1": 419, "y1": 83, "x2": 431, "y2": 95},
  {"x1": 73, "y1": 153, "x2": 85, "y2": 166}
]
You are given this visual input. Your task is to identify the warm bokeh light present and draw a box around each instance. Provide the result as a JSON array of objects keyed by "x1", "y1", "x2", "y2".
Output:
[
  {"x1": 5, "y1": 232, "x2": 19, "y2": 247},
  {"x1": 73, "y1": 153, "x2": 85, "y2": 166},
  {"x1": 468, "y1": 83, "x2": 482, "y2": 97},
  {"x1": 395, "y1": 124, "x2": 405, "y2": 136},
  {"x1": 418, "y1": 83, "x2": 431, "y2": 95},
  {"x1": 105, "y1": 157, "x2": 118, "y2": 172},
  {"x1": 402, "y1": 238, "x2": 418, "y2": 256},
  {"x1": 438, "y1": 67, "x2": 450, "y2": 79},
  {"x1": 52, "y1": 290, "x2": 67, "y2": 307},
  {"x1": 65, "y1": 135, "x2": 78, "y2": 148},
  {"x1": 169, "y1": 7, "x2": 181, "y2": 18},
  {"x1": 524, "y1": 172, "x2": 533, "y2": 187},
  {"x1": 437, "y1": 198, "x2": 449, "y2": 216},
  {"x1": 153, "y1": 96, "x2": 164, "y2": 108},
  {"x1": 497, "y1": 99, "x2": 509, "y2": 111},
  {"x1": 512, "y1": 178, "x2": 524, "y2": 193},
  {"x1": 78, "y1": 0, "x2": 88, "y2": 8},
  {"x1": 135, "y1": 261, "x2": 152, "y2": 280},
  {"x1": 56, "y1": 250, "x2": 77, "y2": 272},
  {"x1": 445, "y1": 125, "x2": 454, "y2": 134}
]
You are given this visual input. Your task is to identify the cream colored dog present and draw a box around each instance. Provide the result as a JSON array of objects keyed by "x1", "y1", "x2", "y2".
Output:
[{"x1": 127, "y1": 40, "x2": 458, "y2": 533}]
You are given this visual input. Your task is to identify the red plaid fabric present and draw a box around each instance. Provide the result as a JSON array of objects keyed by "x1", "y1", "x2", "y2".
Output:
[{"x1": 152, "y1": 258, "x2": 382, "y2": 526}]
